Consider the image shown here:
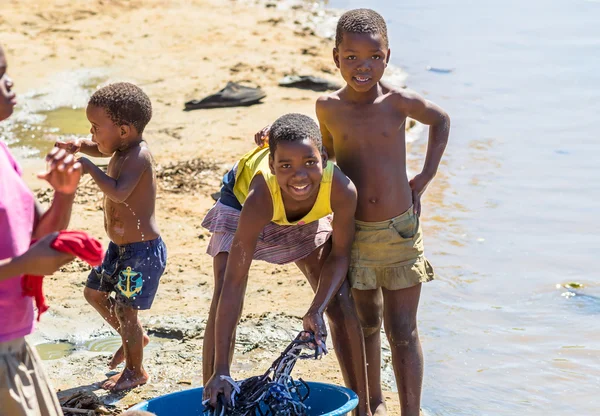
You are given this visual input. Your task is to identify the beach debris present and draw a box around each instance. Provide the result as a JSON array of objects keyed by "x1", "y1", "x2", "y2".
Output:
[
  {"x1": 145, "y1": 315, "x2": 205, "y2": 340},
  {"x1": 300, "y1": 46, "x2": 319, "y2": 56},
  {"x1": 156, "y1": 158, "x2": 220, "y2": 193},
  {"x1": 36, "y1": 157, "x2": 221, "y2": 201},
  {"x1": 178, "y1": 379, "x2": 193, "y2": 385},
  {"x1": 426, "y1": 66, "x2": 454, "y2": 74},
  {"x1": 203, "y1": 331, "x2": 324, "y2": 416},
  {"x1": 158, "y1": 127, "x2": 183, "y2": 140},
  {"x1": 59, "y1": 390, "x2": 116, "y2": 416},
  {"x1": 564, "y1": 282, "x2": 584, "y2": 289},
  {"x1": 278, "y1": 75, "x2": 341, "y2": 92},
  {"x1": 184, "y1": 82, "x2": 266, "y2": 110},
  {"x1": 36, "y1": 177, "x2": 103, "y2": 208}
]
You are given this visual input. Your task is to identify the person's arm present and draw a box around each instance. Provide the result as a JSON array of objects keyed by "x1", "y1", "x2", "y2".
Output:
[
  {"x1": 316, "y1": 96, "x2": 336, "y2": 162},
  {"x1": 204, "y1": 178, "x2": 273, "y2": 407},
  {"x1": 0, "y1": 233, "x2": 75, "y2": 282},
  {"x1": 253, "y1": 125, "x2": 271, "y2": 148},
  {"x1": 79, "y1": 140, "x2": 108, "y2": 157},
  {"x1": 0, "y1": 257, "x2": 25, "y2": 281},
  {"x1": 396, "y1": 90, "x2": 450, "y2": 215},
  {"x1": 303, "y1": 167, "x2": 357, "y2": 346},
  {"x1": 55, "y1": 138, "x2": 108, "y2": 157},
  {"x1": 79, "y1": 147, "x2": 150, "y2": 203},
  {"x1": 32, "y1": 147, "x2": 82, "y2": 239}
]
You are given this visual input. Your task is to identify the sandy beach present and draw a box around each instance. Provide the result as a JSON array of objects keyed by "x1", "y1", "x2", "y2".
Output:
[{"x1": 2, "y1": 0, "x2": 406, "y2": 414}]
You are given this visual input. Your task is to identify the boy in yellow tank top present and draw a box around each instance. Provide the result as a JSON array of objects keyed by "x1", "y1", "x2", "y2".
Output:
[{"x1": 202, "y1": 113, "x2": 371, "y2": 415}]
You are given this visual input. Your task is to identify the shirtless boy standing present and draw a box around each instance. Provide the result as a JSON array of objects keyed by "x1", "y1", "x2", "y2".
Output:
[
  {"x1": 316, "y1": 9, "x2": 450, "y2": 416},
  {"x1": 56, "y1": 83, "x2": 167, "y2": 392}
]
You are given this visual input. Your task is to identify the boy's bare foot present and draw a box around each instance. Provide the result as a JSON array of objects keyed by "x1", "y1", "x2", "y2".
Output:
[
  {"x1": 102, "y1": 368, "x2": 149, "y2": 392},
  {"x1": 102, "y1": 372, "x2": 122, "y2": 390},
  {"x1": 108, "y1": 333, "x2": 150, "y2": 369}
]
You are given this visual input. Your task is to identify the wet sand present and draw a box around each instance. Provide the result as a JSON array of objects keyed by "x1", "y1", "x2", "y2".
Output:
[{"x1": 2, "y1": 0, "x2": 409, "y2": 413}]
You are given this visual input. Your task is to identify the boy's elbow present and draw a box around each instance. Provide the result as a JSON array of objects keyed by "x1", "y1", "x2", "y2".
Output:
[
  {"x1": 432, "y1": 111, "x2": 450, "y2": 142},
  {"x1": 440, "y1": 111, "x2": 451, "y2": 131}
]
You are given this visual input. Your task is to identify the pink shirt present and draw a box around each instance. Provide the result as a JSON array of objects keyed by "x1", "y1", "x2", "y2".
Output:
[{"x1": 0, "y1": 141, "x2": 35, "y2": 342}]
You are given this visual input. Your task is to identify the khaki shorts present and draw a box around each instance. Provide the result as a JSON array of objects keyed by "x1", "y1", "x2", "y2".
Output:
[
  {"x1": 349, "y1": 206, "x2": 435, "y2": 290},
  {"x1": 0, "y1": 337, "x2": 62, "y2": 416}
]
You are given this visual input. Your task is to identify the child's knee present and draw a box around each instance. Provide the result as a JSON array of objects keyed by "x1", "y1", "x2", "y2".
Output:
[
  {"x1": 387, "y1": 320, "x2": 418, "y2": 348},
  {"x1": 84, "y1": 287, "x2": 107, "y2": 305},
  {"x1": 360, "y1": 313, "x2": 382, "y2": 338}
]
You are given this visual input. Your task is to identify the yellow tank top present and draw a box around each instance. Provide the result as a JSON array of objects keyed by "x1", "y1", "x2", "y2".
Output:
[{"x1": 232, "y1": 146, "x2": 334, "y2": 226}]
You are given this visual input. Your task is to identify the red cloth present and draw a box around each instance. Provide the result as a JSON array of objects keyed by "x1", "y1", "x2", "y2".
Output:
[{"x1": 22, "y1": 230, "x2": 104, "y2": 321}]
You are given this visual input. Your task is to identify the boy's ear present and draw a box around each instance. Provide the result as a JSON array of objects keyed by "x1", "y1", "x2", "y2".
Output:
[
  {"x1": 268, "y1": 153, "x2": 276, "y2": 175},
  {"x1": 119, "y1": 124, "x2": 132, "y2": 138},
  {"x1": 333, "y1": 48, "x2": 340, "y2": 69},
  {"x1": 385, "y1": 48, "x2": 391, "y2": 66}
]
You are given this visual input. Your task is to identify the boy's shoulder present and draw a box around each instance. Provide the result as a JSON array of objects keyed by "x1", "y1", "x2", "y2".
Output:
[
  {"x1": 316, "y1": 90, "x2": 343, "y2": 109},
  {"x1": 380, "y1": 83, "x2": 427, "y2": 111},
  {"x1": 113, "y1": 141, "x2": 154, "y2": 168},
  {"x1": 315, "y1": 91, "x2": 344, "y2": 123}
]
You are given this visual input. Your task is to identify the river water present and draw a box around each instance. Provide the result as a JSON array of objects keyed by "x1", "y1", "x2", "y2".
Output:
[{"x1": 326, "y1": 0, "x2": 600, "y2": 414}]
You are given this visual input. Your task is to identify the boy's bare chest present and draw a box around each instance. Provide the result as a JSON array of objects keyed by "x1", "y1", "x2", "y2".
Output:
[{"x1": 330, "y1": 106, "x2": 406, "y2": 145}]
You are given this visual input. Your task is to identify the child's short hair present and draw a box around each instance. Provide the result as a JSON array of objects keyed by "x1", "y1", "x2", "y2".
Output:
[
  {"x1": 268, "y1": 113, "x2": 322, "y2": 156},
  {"x1": 335, "y1": 8, "x2": 388, "y2": 48},
  {"x1": 121, "y1": 410, "x2": 156, "y2": 416},
  {"x1": 89, "y1": 82, "x2": 152, "y2": 133}
]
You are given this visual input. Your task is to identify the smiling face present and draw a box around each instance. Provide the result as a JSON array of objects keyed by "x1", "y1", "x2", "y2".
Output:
[
  {"x1": 86, "y1": 104, "x2": 124, "y2": 155},
  {"x1": 0, "y1": 47, "x2": 17, "y2": 122},
  {"x1": 334, "y1": 31, "x2": 390, "y2": 93},
  {"x1": 269, "y1": 138, "x2": 326, "y2": 203}
]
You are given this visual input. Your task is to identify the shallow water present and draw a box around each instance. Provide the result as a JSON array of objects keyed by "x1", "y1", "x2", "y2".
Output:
[
  {"x1": 0, "y1": 69, "x2": 106, "y2": 157},
  {"x1": 325, "y1": 0, "x2": 600, "y2": 414},
  {"x1": 36, "y1": 335, "x2": 168, "y2": 361}
]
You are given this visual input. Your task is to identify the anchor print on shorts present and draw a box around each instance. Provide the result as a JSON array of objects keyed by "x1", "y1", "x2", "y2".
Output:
[{"x1": 117, "y1": 266, "x2": 143, "y2": 298}]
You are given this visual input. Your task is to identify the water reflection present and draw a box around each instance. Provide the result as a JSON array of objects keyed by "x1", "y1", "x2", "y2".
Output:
[{"x1": 36, "y1": 335, "x2": 168, "y2": 361}]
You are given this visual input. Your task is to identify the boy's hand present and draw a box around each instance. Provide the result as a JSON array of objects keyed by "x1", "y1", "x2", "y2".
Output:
[
  {"x1": 17, "y1": 233, "x2": 75, "y2": 276},
  {"x1": 54, "y1": 138, "x2": 81, "y2": 154},
  {"x1": 254, "y1": 124, "x2": 270, "y2": 147},
  {"x1": 203, "y1": 374, "x2": 233, "y2": 410},
  {"x1": 409, "y1": 173, "x2": 432, "y2": 216},
  {"x1": 77, "y1": 156, "x2": 93, "y2": 175},
  {"x1": 38, "y1": 147, "x2": 82, "y2": 195},
  {"x1": 302, "y1": 311, "x2": 328, "y2": 351}
]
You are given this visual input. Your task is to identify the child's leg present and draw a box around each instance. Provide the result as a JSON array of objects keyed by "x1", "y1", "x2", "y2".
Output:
[
  {"x1": 295, "y1": 243, "x2": 371, "y2": 416},
  {"x1": 352, "y1": 288, "x2": 386, "y2": 416},
  {"x1": 202, "y1": 252, "x2": 244, "y2": 384},
  {"x1": 382, "y1": 284, "x2": 423, "y2": 416},
  {"x1": 83, "y1": 287, "x2": 149, "y2": 369},
  {"x1": 83, "y1": 287, "x2": 120, "y2": 330},
  {"x1": 202, "y1": 253, "x2": 227, "y2": 383},
  {"x1": 103, "y1": 303, "x2": 149, "y2": 392}
]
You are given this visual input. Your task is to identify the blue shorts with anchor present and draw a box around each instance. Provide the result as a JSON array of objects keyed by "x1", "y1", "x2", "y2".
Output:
[{"x1": 86, "y1": 237, "x2": 167, "y2": 310}]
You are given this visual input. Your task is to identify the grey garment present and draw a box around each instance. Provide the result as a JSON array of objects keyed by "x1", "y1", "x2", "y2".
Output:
[{"x1": 0, "y1": 337, "x2": 63, "y2": 416}]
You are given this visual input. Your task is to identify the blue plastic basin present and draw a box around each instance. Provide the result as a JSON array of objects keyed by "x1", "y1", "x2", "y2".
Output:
[{"x1": 129, "y1": 381, "x2": 358, "y2": 415}]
